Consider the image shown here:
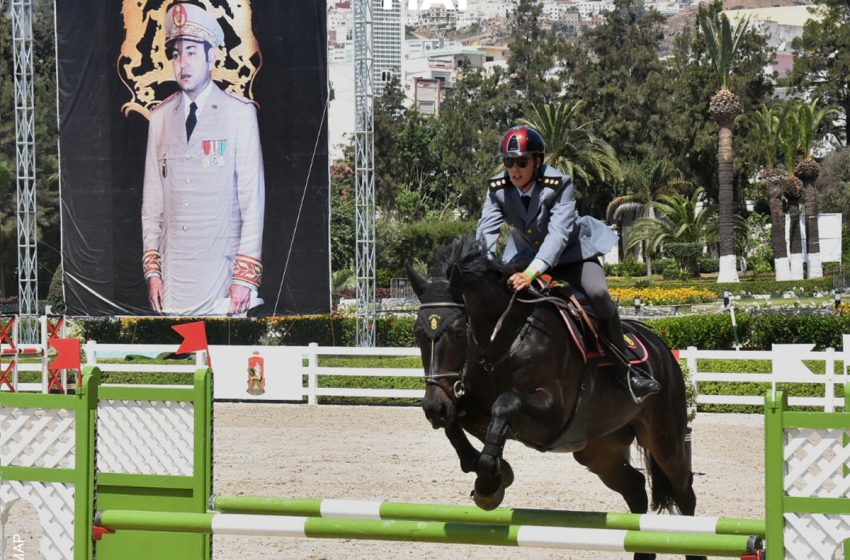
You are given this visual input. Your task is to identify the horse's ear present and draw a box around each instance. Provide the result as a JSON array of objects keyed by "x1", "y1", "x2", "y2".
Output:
[
  {"x1": 448, "y1": 264, "x2": 464, "y2": 302},
  {"x1": 405, "y1": 263, "x2": 429, "y2": 298}
]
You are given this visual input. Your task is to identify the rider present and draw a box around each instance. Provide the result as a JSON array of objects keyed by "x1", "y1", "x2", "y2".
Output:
[{"x1": 476, "y1": 125, "x2": 661, "y2": 403}]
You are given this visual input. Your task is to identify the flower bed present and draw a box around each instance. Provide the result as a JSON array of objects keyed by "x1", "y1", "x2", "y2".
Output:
[{"x1": 611, "y1": 286, "x2": 718, "y2": 306}]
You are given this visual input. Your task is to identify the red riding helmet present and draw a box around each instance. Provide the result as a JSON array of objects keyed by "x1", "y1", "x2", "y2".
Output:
[{"x1": 499, "y1": 126, "x2": 545, "y2": 158}]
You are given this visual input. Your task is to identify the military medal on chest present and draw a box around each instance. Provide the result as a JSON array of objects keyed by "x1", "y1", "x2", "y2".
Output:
[
  {"x1": 201, "y1": 140, "x2": 212, "y2": 168},
  {"x1": 215, "y1": 139, "x2": 227, "y2": 167}
]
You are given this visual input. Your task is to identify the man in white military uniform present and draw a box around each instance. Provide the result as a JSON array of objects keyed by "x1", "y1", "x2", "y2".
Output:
[{"x1": 142, "y1": 2, "x2": 264, "y2": 316}]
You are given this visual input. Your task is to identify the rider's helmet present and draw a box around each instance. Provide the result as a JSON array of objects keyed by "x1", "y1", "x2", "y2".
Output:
[{"x1": 499, "y1": 126, "x2": 545, "y2": 158}]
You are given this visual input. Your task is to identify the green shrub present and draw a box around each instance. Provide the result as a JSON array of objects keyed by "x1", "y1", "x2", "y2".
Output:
[
  {"x1": 664, "y1": 242, "x2": 702, "y2": 276},
  {"x1": 618, "y1": 259, "x2": 647, "y2": 278},
  {"x1": 46, "y1": 266, "x2": 65, "y2": 314},
  {"x1": 698, "y1": 258, "x2": 719, "y2": 274},
  {"x1": 377, "y1": 218, "x2": 477, "y2": 277},
  {"x1": 660, "y1": 261, "x2": 687, "y2": 280}
]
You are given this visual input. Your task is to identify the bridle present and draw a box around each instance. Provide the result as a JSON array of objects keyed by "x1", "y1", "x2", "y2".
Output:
[{"x1": 417, "y1": 301, "x2": 467, "y2": 400}]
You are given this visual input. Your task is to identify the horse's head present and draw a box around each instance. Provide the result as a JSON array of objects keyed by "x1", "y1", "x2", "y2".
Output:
[{"x1": 407, "y1": 263, "x2": 467, "y2": 429}]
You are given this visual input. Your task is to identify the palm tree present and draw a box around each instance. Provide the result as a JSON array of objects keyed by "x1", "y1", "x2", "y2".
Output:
[
  {"x1": 794, "y1": 98, "x2": 839, "y2": 278},
  {"x1": 606, "y1": 158, "x2": 683, "y2": 275},
  {"x1": 699, "y1": 6, "x2": 750, "y2": 283},
  {"x1": 626, "y1": 188, "x2": 718, "y2": 276},
  {"x1": 779, "y1": 111, "x2": 805, "y2": 280},
  {"x1": 519, "y1": 102, "x2": 622, "y2": 189},
  {"x1": 749, "y1": 103, "x2": 790, "y2": 281}
]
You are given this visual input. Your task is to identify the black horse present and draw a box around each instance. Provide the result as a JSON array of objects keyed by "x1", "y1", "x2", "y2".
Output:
[{"x1": 409, "y1": 237, "x2": 700, "y2": 560}]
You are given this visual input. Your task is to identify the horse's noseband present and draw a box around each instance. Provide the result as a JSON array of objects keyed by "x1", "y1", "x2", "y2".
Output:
[{"x1": 417, "y1": 302, "x2": 467, "y2": 400}]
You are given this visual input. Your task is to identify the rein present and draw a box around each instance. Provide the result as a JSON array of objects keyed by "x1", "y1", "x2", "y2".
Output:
[{"x1": 473, "y1": 290, "x2": 536, "y2": 374}]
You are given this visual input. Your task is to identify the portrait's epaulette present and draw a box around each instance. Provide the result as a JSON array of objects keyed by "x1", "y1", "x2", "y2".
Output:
[
  {"x1": 152, "y1": 92, "x2": 179, "y2": 112},
  {"x1": 488, "y1": 173, "x2": 509, "y2": 190},
  {"x1": 225, "y1": 90, "x2": 254, "y2": 105}
]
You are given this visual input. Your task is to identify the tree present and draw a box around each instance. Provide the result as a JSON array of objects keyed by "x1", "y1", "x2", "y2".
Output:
[
  {"x1": 661, "y1": 11, "x2": 774, "y2": 203},
  {"x1": 788, "y1": 0, "x2": 850, "y2": 146},
  {"x1": 507, "y1": 0, "x2": 560, "y2": 108},
  {"x1": 0, "y1": 3, "x2": 62, "y2": 299},
  {"x1": 373, "y1": 76, "x2": 407, "y2": 215},
  {"x1": 606, "y1": 157, "x2": 681, "y2": 274},
  {"x1": 626, "y1": 188, "x2": 718, "y2": 276},
  {"x1": 793, "y1": 98, "x2": 840, "y2": 278},
  {"x1": 559, "y1": 0, "x2": 668, "y2": 164},
  {"x1": 749, "y1": 103, "x2": 790, "y2": 280},
  {"x1": 699, "y1": 4, "x2": 750, "y2": 283},
  {"x1": 779, "y1": 109, "x2": 805, "y2": 280},
  {"x1": 518, "y1": 102, "x2": 621, "y2": 215},
  {"x1": 330, "y1": 152, "x2": 356, "y2": 272}
]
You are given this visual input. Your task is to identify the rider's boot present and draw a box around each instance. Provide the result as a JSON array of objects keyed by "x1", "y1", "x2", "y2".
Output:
[{"x1": 598, "y1": 311, "x2": 661, "y2": 403}]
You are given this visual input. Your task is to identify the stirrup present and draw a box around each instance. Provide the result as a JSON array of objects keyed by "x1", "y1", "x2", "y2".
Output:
[{"x1": 624, "y1": 366, "x2": 660, "y2": 404}]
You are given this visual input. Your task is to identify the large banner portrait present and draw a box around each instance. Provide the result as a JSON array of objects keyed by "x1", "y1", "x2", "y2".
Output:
[{"x1": 57, "y1": 0, "x2": 330, "y2": 316}]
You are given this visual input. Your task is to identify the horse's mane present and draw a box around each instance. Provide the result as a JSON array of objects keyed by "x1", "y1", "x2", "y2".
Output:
[{"x1": 434, "y1": 234, "x2": 513, "y2": 283}]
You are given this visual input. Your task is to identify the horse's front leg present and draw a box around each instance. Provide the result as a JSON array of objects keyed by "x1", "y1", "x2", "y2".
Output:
[
  {"x1": 444, "y1": 422, "x2": 479, "y2": 473},
  {"x1": 474, "y1": 389, "x2": 558, "y2": 510}
]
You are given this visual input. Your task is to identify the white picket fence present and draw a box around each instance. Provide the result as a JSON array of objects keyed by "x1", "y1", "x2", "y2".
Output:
[{"x1": 9, "y1": 340, "x2": 850, "y2": 411}]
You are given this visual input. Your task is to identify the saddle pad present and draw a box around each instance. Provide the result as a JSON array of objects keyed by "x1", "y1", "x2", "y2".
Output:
[{"x1": 555, "y1": 301, "x2": 649, "y2": 367}]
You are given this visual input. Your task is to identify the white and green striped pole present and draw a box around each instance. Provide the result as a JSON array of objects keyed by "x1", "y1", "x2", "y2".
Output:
[
  {"x1": 211, "y1": 496, "x2": 765, "y2": 537},
  {"x1": 96, "y1": 510, "x2": 763, "y2": 557}
]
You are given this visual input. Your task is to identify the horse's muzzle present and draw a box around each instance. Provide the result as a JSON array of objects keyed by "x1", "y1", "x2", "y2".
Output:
[{"x1": 422, "y1": 384, "x2": 456, "y2": 429}]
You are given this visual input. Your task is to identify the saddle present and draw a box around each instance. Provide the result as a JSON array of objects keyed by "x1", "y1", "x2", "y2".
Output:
[{"x1": 534, "y1": 276, "x2": 649, "y2": 369}]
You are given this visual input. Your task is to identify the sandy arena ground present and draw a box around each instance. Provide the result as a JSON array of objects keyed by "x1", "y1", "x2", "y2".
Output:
[
  {"x1": 2, "y1": 404, "x2": 766, "y2": 560},
  {"x1": 211, "y1": 404, "x2": 765, "y2": 560}
]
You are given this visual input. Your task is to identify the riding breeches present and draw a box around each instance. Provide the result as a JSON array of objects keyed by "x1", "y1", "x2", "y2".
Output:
[{"x1": 550, "y1": 259, "x2": 617, "y2": 321}]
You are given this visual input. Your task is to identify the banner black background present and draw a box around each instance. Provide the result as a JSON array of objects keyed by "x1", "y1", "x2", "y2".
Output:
[{"x1": 57, "y1": 0, "x2": 330, "y2": 316}]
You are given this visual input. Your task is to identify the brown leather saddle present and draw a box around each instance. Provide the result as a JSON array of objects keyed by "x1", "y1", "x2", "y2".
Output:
[{"x1": 535, "y1": 275, "x2": 649, "y2": 369}]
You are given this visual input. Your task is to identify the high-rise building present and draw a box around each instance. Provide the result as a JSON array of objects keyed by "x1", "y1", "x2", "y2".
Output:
[{"x1": 373, "y1": 0, "x2": 403, "y2": 95}]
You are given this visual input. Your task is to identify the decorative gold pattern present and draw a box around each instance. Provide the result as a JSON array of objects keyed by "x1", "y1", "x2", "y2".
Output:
[
  {"x1": 118, "y1": 0, "x2": 263, "y2": 120},
  {"x1": 143, "y1": 249, "x2": 162, "y2": 278},
  {"x1": 233, "y1": 253, "x2": 263, "y2": 287}
]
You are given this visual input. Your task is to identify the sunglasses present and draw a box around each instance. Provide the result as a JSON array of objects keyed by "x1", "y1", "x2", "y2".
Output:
[{"x1": 503, "y1": 157, "x2": 530, "y2": 169}]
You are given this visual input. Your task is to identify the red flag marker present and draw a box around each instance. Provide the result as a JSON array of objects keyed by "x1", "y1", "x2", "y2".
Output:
[
  {"x1": 49, "y1": 338, "x2": 81, "y2": 371},
  {"x1": 173, "y1": 321, "x2": 208, "y2": 354},
  {"x1": 671, "y1": 349, "x2": 680, "y2": 361}
]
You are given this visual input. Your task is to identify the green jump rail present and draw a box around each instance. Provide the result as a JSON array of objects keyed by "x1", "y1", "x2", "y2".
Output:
[
  {"x1": 211, "y1": 495, "x2": 766, "y2": 537},
  {"x1": 95, "y1": 510, "x2": 764, "y2": 557}
]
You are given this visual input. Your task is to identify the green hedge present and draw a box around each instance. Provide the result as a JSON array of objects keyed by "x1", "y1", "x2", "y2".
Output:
[{"x1": 72, "y1": 311, "x2": 850, "y2": 351}]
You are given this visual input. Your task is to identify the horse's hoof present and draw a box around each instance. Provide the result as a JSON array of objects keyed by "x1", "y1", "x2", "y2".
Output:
[{"x1": 473, "y1": 479, "x2": 505, "y2": 511}]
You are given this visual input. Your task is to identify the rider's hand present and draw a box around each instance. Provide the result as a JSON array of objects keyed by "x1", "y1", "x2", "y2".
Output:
[{"x1": 508, "y1": 272, "x2": 532, "y2": 292}]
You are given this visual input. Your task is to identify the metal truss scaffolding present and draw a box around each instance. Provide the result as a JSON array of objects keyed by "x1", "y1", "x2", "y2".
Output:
[
  {"x1": 354, "y1": 0, "x2": 376, "y2": 346},
  {"x1": 12, "y1": 0, "x2": 39, "y2": 343}
]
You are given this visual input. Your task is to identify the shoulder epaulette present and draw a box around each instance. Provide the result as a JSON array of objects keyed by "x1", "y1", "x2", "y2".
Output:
[
  {"x1": 225, "y1": 90, "x2": 254, "y2": 105},
  {"x1": 538, "y1": 166, "x2": 567, "y2": 189},
  {"x1": 151, "y1": 93, "x2": 179, "y2": 112},
  {"x1": 488, "y1": 174, "x2": 509, "y2": 190}
]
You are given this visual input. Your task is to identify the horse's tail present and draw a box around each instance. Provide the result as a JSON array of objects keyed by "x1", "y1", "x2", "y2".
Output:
[
  {"x1": 642, "y1": 447, "x2": 679, "y2": 513},
  {"x1": 630, "y1": 320, "x2": 691, "y2": 514}
]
